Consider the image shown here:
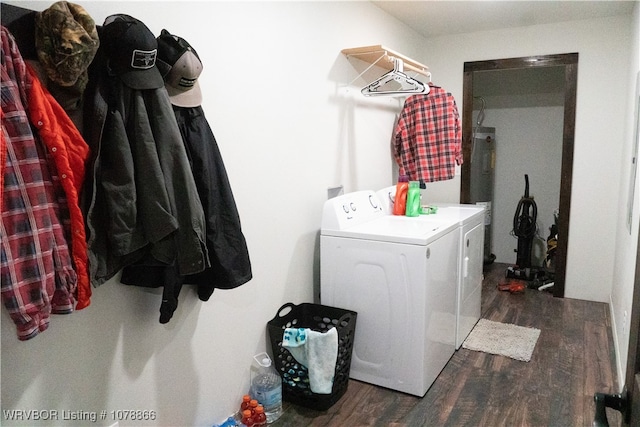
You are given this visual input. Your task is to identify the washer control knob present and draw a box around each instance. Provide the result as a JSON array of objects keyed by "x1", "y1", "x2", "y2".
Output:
[{"x1": 369, "y1": 194, "x2": 379, "y2": 209}]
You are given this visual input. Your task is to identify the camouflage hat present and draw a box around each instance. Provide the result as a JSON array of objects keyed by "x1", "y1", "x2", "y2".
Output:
[{"x1": 35, "y1": 1, "x2": 99, "y2": 87}]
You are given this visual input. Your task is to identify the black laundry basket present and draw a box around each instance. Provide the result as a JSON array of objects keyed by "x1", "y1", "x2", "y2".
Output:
[{"x1": 267, "y1": 302, "x2": 357, "y2": 411}]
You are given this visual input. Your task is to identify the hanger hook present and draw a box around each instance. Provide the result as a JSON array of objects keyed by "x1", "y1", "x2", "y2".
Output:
[{"x1": 391, "y1": 57, "x2": 404, "y2": 74}]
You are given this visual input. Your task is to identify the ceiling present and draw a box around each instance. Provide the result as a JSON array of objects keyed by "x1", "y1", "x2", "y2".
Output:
[{"x1": 372, "y1": 0, "x2": 637, "y2": 38}]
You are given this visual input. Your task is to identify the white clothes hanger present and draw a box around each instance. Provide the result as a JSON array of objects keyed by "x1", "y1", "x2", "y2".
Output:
[{"x1": 361, "y1": 57, "x2": 429, "y2": 97}]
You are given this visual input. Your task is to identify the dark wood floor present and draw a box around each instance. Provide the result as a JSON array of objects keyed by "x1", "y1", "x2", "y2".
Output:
[{"x1": 272, "y1": 262, "x2": 621, "y2": 427}]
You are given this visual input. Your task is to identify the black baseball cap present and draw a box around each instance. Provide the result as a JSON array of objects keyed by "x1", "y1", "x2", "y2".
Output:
[{"x1": 101, "y1": 14, "x2": 163, "y2": 90}]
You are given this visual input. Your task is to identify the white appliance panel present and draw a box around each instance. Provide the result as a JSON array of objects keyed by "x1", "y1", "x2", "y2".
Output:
[
  {"x1": 320, "y1": 236, "x2": 419, "y2": 392},
  {"x1": 420, "y1": 228, "x2": 459, "y2": 392},
  {"x1": 320, "y1": 227, "x2": 458, "y2": 396},
  {"x1": 456, "y1": 221, "x2": 484, "y2": 348},
  {"x1": 321, "y1": 190, "x2": 384, "y2": 231}
]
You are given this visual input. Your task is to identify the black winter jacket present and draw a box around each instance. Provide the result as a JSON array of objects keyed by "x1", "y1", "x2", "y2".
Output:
[{"x1": 120, "y1": 105, "x2": 252, "y2": 322}]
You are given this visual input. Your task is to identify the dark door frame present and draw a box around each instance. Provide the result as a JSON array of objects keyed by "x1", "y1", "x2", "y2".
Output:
[
  {"x1": 625, "y1": 222, "x2": 640, "y2": 424},
  {"x1": 623, "y1": 72, "x2": 640, "y2": 426},
  {"x1": 461, "y1": 53, "x2": 578, "y2": 298}
]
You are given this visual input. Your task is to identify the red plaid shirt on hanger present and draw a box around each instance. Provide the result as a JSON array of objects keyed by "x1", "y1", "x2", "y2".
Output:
[{"x1": 393, "y1": 84, "x2": 463, "y2": 182}]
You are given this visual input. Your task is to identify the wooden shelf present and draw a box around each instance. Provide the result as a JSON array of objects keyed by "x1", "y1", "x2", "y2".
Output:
[{"x1": 341, "y1": 45, "x2": 429, "y2": 77}]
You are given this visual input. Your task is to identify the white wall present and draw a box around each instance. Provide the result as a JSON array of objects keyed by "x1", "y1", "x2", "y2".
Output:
[
  {"x1": 610, "y1": 2, "x2": 640, "y2": 392},
  {"x1": 423, "y1": 14, "x2": 632, "y2": 303},
  {"x1": 1, "y1": 1, "x2": 428, "y2": 426}
]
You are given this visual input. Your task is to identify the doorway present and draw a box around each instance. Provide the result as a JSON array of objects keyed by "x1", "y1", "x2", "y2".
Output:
[{"x1": 461, "y1": 53, "x2": 578, "y2": 298}]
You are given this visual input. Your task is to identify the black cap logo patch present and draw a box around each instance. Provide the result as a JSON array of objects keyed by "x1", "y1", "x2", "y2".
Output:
[{"x1": 131, "y1": 49, "x2": 157, "y2": 70}]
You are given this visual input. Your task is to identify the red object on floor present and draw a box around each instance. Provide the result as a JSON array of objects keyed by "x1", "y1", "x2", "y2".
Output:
[{"x1": 497, "y1": 281, "x2": 526, "y2": 294}]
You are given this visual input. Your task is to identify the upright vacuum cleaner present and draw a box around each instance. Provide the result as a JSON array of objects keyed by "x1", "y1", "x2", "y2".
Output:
[
  {"x1": 506, "y1": 175, "x2": 544, "y2": 282},
  {"x1": 514, "y1": 174, "x2": 536, "y2": 269},
  {"x1": 500, "y1": 175, "x2": 556, "y2": 293}
]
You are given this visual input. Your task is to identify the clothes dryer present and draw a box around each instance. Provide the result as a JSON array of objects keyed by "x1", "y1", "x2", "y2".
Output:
[
  {"x1": 320, "y1": 190, "x2": 459, "y2": 397},
  {"x1": 435, "y1": 204, "x2": 485, "y2": 349}
]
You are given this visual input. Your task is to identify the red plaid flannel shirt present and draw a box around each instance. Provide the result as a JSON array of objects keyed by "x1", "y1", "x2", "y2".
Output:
[
  {"x1": 1, "y1": 27, "x2": 77, "y2": 340},
  {"x1": 393, "y1": 85, "x2": 463, "y2": 182}
]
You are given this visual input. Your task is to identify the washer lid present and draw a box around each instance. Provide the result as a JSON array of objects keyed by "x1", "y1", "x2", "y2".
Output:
[
  {"x1": 426, "y1": 204, "x2": 486, "y2": 225},
  {"x1": 322, "y1": 215, "x2": 458, "y2": 245},
  {"x1": 375, "y1": 186, "x2": 485, "y2": 224}
]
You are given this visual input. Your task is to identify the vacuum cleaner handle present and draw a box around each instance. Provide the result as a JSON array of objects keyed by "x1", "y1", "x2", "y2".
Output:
[{"x1": 524, "y1": 174, "x2": 529, "y2": 198}]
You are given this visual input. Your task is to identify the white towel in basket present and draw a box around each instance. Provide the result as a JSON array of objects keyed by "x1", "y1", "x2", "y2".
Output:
[{"x1": 282, "y1": 327, "x2": 338, "y2": 394}]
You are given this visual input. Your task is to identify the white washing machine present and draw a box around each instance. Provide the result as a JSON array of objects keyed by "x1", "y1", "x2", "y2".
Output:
[
  {"x1": 320, "y1": 190, "x2": 459, "y2": 397},
  {"x1": 376, "y1": 187, "x2": 485, "y2": 349}
]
